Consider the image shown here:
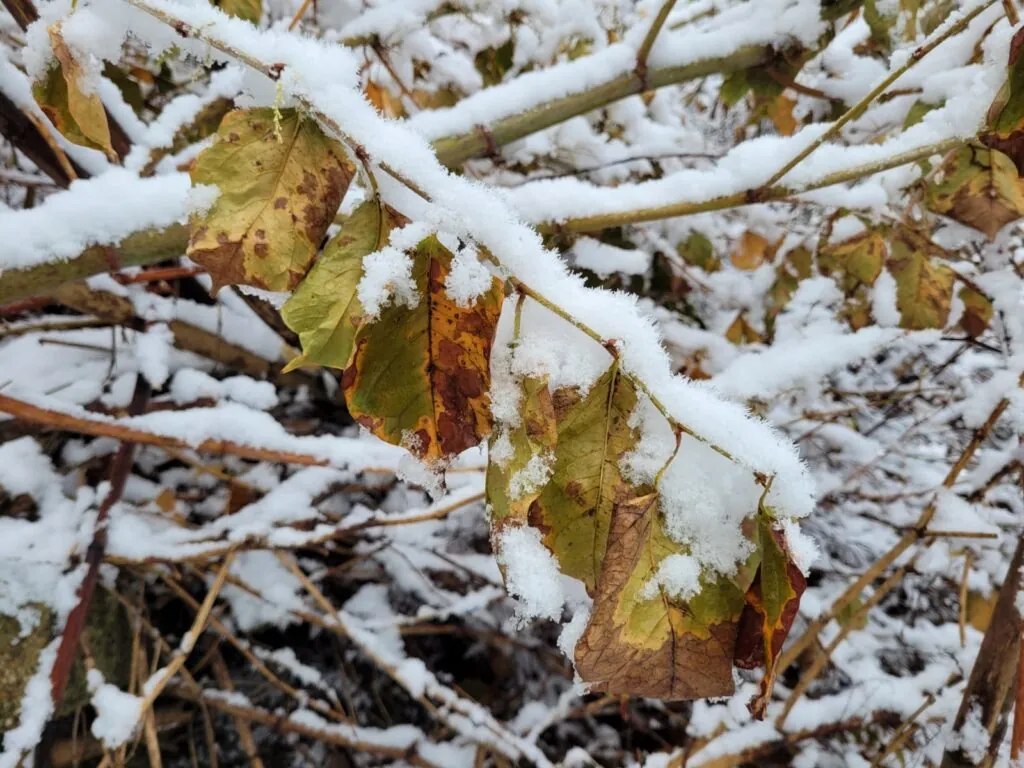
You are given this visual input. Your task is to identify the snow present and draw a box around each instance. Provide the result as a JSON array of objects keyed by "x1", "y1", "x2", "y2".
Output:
[
  {"x1": 508, "y1": 452, "x2": 554, "y2": 499},
  {"x1": 88, "y1": 670, "x2": 143, "y2": 748},
  {"x1": 641, "y1": 553, "x2": 702, "y2": 601},
  {"x1": 0, "y1": 171, "x2": 191, "y2": 271},
  {"x1": 135, "y1": 323, "x2": 174, "y2": 388},
  {"x1": 496, "y1": 525, "x2": 565, "y2": 624}
]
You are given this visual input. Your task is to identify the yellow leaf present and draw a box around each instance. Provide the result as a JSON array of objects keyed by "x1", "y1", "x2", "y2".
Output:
[
  {"x1": 730, "y1": 231, "x2": 772, "y2": 271},
  {"x1": 365, "y1": 81, "x2": 405, "y2": 118},
  {"x1": 725, "y1": 313, "x2": 762, "y2": 345},
  {"x1": 887, "y1": 227, "x2": 955, "y2": 330},
  {"x1": 187, "y1": 108, "x2": 355, "y2": 292},
  {"x1": 281, "y1": 201, "x2": 407, "y2": 371},
  {"x1": 817, "y1": 226, "x2": 886, "y2": 293},
  {"x1": 768, "y1": 94, "x2": 798, "y2": 136},
  {"x1": 32, "y1": 25, "x2": 115, "y2": 160},
  {"x1": 342, "y1": 237, "x2": 503, "y2": 464}
]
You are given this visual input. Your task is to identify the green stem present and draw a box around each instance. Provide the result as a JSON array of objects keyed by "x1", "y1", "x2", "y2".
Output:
[
  {"x1": 430, "y1": 44, "x2": 772, "y2": 167},
  {"x1": 548, "y1": 136, "x2": 963, "y2": 233}
]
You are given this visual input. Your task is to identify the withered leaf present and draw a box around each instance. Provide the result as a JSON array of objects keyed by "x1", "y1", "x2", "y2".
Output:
[
  {"x1": 734, "y1": 514, "x2": 806, "y2": 719},
  {"x1": 958, "y1": 285, "x2": 994, "y2": 338},
  {"x1": 980, "y1": 26, "x2": 1024, "y2": 173},
  {"x1": 765, "y1": 245, "x2": 812, "y2": 329},
  {"x1": 342, "y1": 236, "x2": 503, "y2": 464},
  {"x1": 487, "y1": 375, "x2": 558, "y2": 531},
  {"x1": 281, "y1": 201, "x2": 407, "y2": 372},
  {"x1": 575, "y1": 493, "x2": 746, "y2": 700},
  {"x1": 887, "y1": 227, "x2": 954, "y2": 330},
  {"x1": 926, "y1": 145, "x2": 1024, "y2": 240},
  {"x1": 32, "y1": 25, "x2": 115, "y2": 160},
  {"x1": 817, "y1": 225, "x2": 886, "y2": 293},
  {"x1": 188, "y1": 107, "x2": 354, "y2": 292}
]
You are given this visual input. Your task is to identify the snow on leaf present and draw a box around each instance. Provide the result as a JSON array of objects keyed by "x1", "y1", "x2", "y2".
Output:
[
  {"x1": 574, "y1": 492, "x2": 746, "y2": 700},
  {"x1": 734, "y1": 512, "x2": 806, "y2": 720},
  {"x1": 214, "y1": 0, "x2": 261, "y2": 24},
  {"x1": 32, "y1": 25, "x2": 115, "y2": 161},
  {"x1": 281, "y1": 201, "x2": 407, "y2": 372},
  {"x1": 487, "y1": 375, "x2": 558, "y2": 532},
  {"x1": 527, "y1": 364, "x2": 646, "y2": 594},
  {"x1": 187, "y1": 107, "x2": 354, "y2": 292},
  {"x1": 926, "y1": 145, "x2": 1024, "y2": 241},
  {"x1": 886, "y1": 227, "x2": 954, "y2": 331},
  {"x1": 342, "y1": 236, "x2": 503, "y2": 463}
]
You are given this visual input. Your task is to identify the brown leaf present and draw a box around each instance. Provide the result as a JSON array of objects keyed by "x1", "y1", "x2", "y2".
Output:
[
  {"x1": 575, "y1": 493, "x2": 745, "y2": 700},
  {"x1": 730, "y1": 231, "x2": 772, "y2": 271}
]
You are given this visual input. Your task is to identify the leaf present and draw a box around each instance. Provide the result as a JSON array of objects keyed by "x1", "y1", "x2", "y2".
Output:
[
  {"x1": 767, "y1": 94, "x2": 798, "y2": 136},
  {"x1": 765, "y1": 245, "x2": 812, "y2": 328},
  {"x1": 32, "y1": 25, "x2": 115, "y2": 160},
  {"x1": 280, "y1": 201, "x2": 407, "y2": 372},
  {"x1": 926, "y1": 145, "x2": 1024, "y2": 240},
  {"x1": 215, "y1": 0, "x2": 261, "y2": 22},
  {"x1": 365, "y1": 82, "x2": 405, "y2": 118},
  {"x1": 574, "y1": 493, "x2": 747, "y2": 700},
  {"x1": 734, "y1": 514, "x2": 807, "y2": 719},
  {"x1": 342, "y1": 236, "x2": 503, "y2": 463},
  {"x1": 980, "y1": 26, "x2": 1024, "y2": 173},
  {"x1": 677, "y1": 231, "x2": 720, "y2": 273},
  {"x1": 487, "y1": 375, "x2": 558, "y2": 533},
  {"x1": 725, "y1": 313, "x2": 762, "y2": 345},
  {"x1": 188, "y1": 108, "x2": 354, "y2": 292},
  {"x1": 887, "y1": 228, "x2": 955, "y2": 330},
  {"x1": 474, "y1": 40, "x2": 515, "y2": 87},
  {"x1": 527, "y1": 364, "x2": 645, "y2": 592},
  {"x1": 731, "y1": 231, "x2": 772, "y2": 271},
  {"x1": 958, "y1": 285, "x2": 993, "y2": 338},
  {"x1": 817, "y1": 226, "x2": 885, "y2": 293}
]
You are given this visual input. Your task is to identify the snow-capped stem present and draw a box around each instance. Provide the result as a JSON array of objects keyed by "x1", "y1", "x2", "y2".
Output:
[
  {"x1": 0, "y1": 223, "x2": 188, "y2": 305},
  {"x1": 635, "y1": 0, "x2": 679, "y2": 84},
  {"x1": 549, "y1": 136, "x2": 966, "y2": 233},
  {"x1": 759, "y1": 0, "x2": 999, "y2": 190},
  {"x1": 431, "y1": 43, "x2": 771, "y2": 167},
  {"x1": 509, "y1": 276, "x2": 739, "y2": 463}
]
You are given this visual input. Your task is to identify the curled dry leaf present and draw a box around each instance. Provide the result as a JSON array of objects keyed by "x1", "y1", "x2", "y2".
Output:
[
  {"x1": 980, "y1": 25, "x2": 1024, "y2": 174},
  {"x1": 187, "y1": 107, "x2": 354, "y2": 292},
  {"x1": 958, "y1": 285, "x2": 994, "y2": 338},
  {"x1": 887, "y1": 226, "x2": 954, "y2": 330},
  {"x1": 734, "y1": 513, "x2": 807, "y2": 719},
  {"x1": 342, "y1": 236, "x2": 503, "y2": 463},
  {"x1": 32, "y1": 25, "x2": 115, "y2": 161},
  {"x1": 926, "y1": 145, "x2": 1024, "y2": 240},
  {"x1": 280, "y1": 201, "x2": 407, "y2": 372}
]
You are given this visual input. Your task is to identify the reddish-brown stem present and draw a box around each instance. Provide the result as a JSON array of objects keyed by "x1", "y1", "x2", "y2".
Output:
[{"x1": 50, "y1": 375, "x2": 150, "y2": 705}]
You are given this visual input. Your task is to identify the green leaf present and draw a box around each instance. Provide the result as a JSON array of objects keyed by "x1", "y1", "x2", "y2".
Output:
[
  {"x1": 215, "y1": 0, "x2": 261, "y2": 22},
  {"x1": 342, "y1": 236, "x2": 504, "y2": 463},
  {"x1": 734, "y1": 513, "x2": 807, "y2": 719},
  {"x1": 32, "y1": 25, "x2": 115, "y2": 160},
  {"x1": 526, "y1": 364, "x2": 646, "y2": 592},
  {"x1": 887, "y1": 227, "x2": 955, "y2": 330},
  {"x1": 281, "y1": 202, "x2": 406, "y2": 372},
  {"x1": 678, "y1": 231, "x2": 720, "y2": 273},
  {"x1": 574, "y1": 492, "x2": 747, "y2": 700},
  {"x1": 817, "y1": 226, "x2": 886, "y2": 293},
  {"x1": 188, "y1": 108, "x2": 354, "y2": 292},
  {"x1": 981, "y1": 27, "x2": 1024, "y2": 173}
]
